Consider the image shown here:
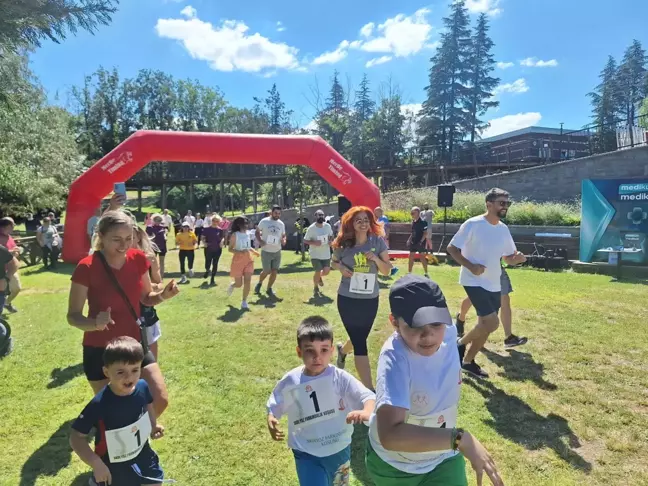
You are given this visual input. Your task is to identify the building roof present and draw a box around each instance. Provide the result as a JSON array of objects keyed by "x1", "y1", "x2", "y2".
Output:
[{"x1": 478, "y1": 126, "x2": 582, "y2": 144}]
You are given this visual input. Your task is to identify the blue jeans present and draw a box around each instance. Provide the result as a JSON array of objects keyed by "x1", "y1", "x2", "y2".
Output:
[{"x1": 293, "y1": 446, "x2": 351, "y2": 486}]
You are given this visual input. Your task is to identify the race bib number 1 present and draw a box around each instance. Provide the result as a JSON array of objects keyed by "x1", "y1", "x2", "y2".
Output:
[
  {"x1": 284, "y1": 376, "x2": 339, "y2": 428},
  {"x1": 266, "y1": 235, "x2": 280, "y2": 245},
  {"x1": 105, "y1": 412, "x2": 152, "y2": 463},
  {"x1": 349, "y1": 272, "x2": 376, "y2": 294},
  {"x1": 405, "y1": 405, "x2": 458, "y2": 429}
]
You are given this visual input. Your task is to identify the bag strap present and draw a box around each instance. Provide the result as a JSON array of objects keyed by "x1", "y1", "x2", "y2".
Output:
[{"x1": 96, "y1": 251, "x2": 149, "y2": 352}]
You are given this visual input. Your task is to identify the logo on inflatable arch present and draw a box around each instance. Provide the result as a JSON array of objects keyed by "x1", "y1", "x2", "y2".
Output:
[
  {"x1": 100, "y1": 151, "x2": 134, "y2": 174},
  {"x1": 328, "y1": 159, "x2": 352, "y2": 185}
]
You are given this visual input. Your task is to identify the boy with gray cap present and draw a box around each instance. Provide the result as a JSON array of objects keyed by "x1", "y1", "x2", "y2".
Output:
[{"x1": 366, "y1": 274, "x2": 504, "y2": 486}]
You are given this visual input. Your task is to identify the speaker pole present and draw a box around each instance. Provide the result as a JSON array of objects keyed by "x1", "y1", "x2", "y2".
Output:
[{"x1": 443, "y1": 207, "x2": 447, "y2": 252}]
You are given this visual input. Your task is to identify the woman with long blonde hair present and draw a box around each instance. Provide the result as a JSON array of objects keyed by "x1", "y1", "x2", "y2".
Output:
[{"x1": 331, "y1": 206, "x2": 392, "y2": 389}]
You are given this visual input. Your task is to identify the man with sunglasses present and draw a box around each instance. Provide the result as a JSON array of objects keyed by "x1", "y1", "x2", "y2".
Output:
[{"x1": 447, "y1": 188, "x2": 526, "y2": 378}]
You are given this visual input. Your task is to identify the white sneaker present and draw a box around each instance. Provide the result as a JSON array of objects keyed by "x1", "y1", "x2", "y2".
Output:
[
  {"x1": 227, "y1": 283, "x2": 235, "y2": 297},
  {"x1": 189, "y1": 269, "x2": 194, "y2": 278},
  {"x1": 179, "y1": 275, "x2": 188, "y2": 284},
  {"x1": 241, "y1": 301, "x2": 249, "y2": 310}
]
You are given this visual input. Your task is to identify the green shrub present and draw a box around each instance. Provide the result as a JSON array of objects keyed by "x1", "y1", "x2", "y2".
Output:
[{"x1": 383, "y1": 189, "x2": 581, "y2": 226}]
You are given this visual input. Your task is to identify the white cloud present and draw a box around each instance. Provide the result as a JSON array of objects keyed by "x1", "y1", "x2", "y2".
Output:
[
  {"x1": 520, "y1": 57, "x2": 558, "y2": 68},
  {"x1": 360, "y1": 22, "x2": 374, "y2": 38},
  {"x1": 312, "y1": 40, "x2": 350, "y2": 65},
  {"x1": 180, "y1": 6, "x2": 196, "y2": 18},
  {"x1": 481, "y1": 112, "x2": 542, "y2": 138},
  {"x1": 303, "y1": 119, "x2": 318, "y2": 132},
  {"x1": 465, "y1": 0, "x2": 502, "y2": 16},
  {"x1": 276, "y1": 21, "x2": 285, "y2": 32},
  {"x1": 359, "y1": 8, "x2": 432, "y2": 57},
  {"x1": 156, "y1": 8, "x2": 301, "y2": 73},
  {"x1": 497, "y1": 61, "x2": 514, "y2": 69},
  {"x1": 493, "y1": 78, "x2": 529, "y2": 95},
  {"x1": 365, "y1": 55, "x2": 392, "y2": 68},
  {"x1": 401, "y1": 103, "x2": 422, "y2": 115}
]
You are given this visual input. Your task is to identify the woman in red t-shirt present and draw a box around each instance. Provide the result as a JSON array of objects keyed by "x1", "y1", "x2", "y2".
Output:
[{"x1": 67, "y1": 210, "x2": 179, "y2": 416}]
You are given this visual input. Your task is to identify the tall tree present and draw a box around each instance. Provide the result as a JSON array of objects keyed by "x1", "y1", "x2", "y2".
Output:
[
  {"x1": 617, "y1": 40, "x2": 647, "y2": 123},
  {"x1": 347, "y1": 74, "x2": 375, "y2": 167},
  {"x1": 0, "y1": 0, "x2": 117, "y2": 50},
  {"x1": 465, "y1": 13, "x2": 499, "y2": 143},
  {"x1": 317, "y1": 71, "x2": 350, "y2": 153},
  {"x1": 589, "y1": 56, "x2": 622, "y2": 152},
  {"x1": 255, "y1": 84, "x2": 293, "y2": 134},
  {"x1": 418, "y1": 0, "x2": 472, "y2": 162},
  {"x1": 366, "y1": 88, "x2": 407, "y2": 168}
]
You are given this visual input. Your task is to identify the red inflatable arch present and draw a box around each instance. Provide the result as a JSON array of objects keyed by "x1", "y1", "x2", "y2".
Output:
[{"x1": 62, "y1": 130, "x2": 381, "y2": 263}]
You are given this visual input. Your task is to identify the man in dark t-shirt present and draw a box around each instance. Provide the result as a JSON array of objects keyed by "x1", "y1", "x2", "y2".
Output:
[
  {"x1": 407, "y1": 207, "x2": 429, "y2": 277},
  {"x1": 201, "y1": 218, "x2": 224, "y2": 285}
]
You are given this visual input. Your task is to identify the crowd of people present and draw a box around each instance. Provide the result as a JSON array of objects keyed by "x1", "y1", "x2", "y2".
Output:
[{"x1": 0, "y1": 187, "x2": 531, "y2": 485}]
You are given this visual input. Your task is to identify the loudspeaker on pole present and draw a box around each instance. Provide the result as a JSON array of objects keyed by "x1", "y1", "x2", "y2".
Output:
[{"x1": 437, "y1": 184, "x2": 456, "y2": 208}]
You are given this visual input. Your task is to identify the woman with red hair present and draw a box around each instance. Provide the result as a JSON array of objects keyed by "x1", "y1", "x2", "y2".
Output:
[{"x1": 331, "y1": 206, "x2": 392, "y2": 389}]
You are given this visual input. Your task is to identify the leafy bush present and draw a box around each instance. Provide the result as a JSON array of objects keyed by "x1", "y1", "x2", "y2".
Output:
[{"x1": 383, "y1": 189, "x2": 581, "y2": 226}]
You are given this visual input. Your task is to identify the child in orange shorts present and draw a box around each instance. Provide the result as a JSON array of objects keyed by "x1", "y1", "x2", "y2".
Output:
[{"x1": 227, "y1": 216, "x2": 259, "y2": 310}]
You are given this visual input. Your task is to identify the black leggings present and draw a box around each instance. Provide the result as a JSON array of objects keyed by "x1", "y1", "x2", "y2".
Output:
[
  {"x1": 204, "y1": 248, "x2": 222, "y2": 276},
  {"x1": 337, "y1": 294, "x2": 379, "y2": 356},
  {"x1": 179, "y1": 250, "x2": 195, "y2": 274}
]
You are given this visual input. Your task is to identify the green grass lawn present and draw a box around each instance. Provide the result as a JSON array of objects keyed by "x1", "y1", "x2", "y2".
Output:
[{"x1": 1, "y1": 253, "x2": 647, "y2": 486}]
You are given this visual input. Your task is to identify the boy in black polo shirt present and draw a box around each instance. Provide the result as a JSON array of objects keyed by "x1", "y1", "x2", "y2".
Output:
[
  {"x1": 70, "y1": 337, "x2": 166, "y2": 485},
  {"x1": 407, "y1": 207, "x2": 429, "y2": 277}
]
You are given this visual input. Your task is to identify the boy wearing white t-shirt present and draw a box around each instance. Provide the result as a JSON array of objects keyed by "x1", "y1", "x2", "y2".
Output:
[
  {"x1": 366, "y1": 275, "x2": 504, "y2": 486},
  {"x1": 267, "y1": 316, "x2": 376, "y2": 486}
]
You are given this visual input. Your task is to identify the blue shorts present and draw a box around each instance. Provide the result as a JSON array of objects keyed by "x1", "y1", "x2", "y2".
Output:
[
  {"x1": 463, "y1": 286, "x2": 501, "y2": 317},
  {"x1": 97, "y1": 447, "x2": 164, "y2": 486},
  {"x1": 293, "y1": 446, "x2": 351, "y2": 486}
]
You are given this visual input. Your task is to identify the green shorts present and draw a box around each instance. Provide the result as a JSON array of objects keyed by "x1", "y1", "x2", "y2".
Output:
[
  {"x1": 312, "y1": 258, "x2": 331, "y2": 271},
  {"x1": 366, "y1": 442, "x2": 467, "y2": 486}
]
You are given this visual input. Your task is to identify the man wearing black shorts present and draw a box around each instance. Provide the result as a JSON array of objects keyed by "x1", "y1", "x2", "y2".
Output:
[
  {"x1": 447, "y1": 188, "x2": 526, "y2": 378},
  {"x1": 407, "y1": 207, "x2": 429, "y2": 277}
]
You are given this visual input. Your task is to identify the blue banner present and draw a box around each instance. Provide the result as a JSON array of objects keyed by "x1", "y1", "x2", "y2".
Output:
[{"x1": 580, "y1": 179, "x2": 648, "y2": 263}]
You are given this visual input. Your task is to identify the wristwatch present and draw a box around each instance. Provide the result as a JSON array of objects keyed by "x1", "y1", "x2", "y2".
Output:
[{"x1": 452, "y1": 428, "x2": 465, "y2": 451}]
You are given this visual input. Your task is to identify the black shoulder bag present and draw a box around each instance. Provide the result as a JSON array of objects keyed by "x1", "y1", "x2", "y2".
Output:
[{"x1": 96, "y1": 251, "x2": 151, "y2": 354}]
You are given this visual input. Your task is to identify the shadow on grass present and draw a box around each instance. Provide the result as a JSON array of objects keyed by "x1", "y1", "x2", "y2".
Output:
[
  {"x1": 70, "y1": 472, "x2": 93, "y2": 485},
  {"x1": 20, "y1": 420, "x2": 74, "y2": 486},
  {"x1": 465, "y1": 377, "x2": 591, "y2": 473},
  {"x1": 22, "y1": 263, "x2": 75, "y2": 277},
  {"x1": 350, "y1": 424, "x2": 374, "y2": 485},
  {"x1": 194, "y1": 281, "x2": 218, "y2": 290},
  {"x1": 304, "y1": 294, "x2": 335, "y2": 306},
  {"x1": 47, "y1": 363, "x2": 84, "y2": 389},
  {"x1": 481, "y1": 349, "x2": 557, "y2": 390},
  {"x1": 218, "y1": 305, "x2": 247, "y2": 322}
]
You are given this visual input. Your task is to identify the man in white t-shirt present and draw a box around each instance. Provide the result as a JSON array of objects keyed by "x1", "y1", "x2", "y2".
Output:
[
  {"x1": 447, "y1": 188, "x2": 526, "y2": 379},
  {"x1": 161, "y1": 209, "x2": 174, "y2": 229},
  {"x1": 422, "y1": 203, "x2": 435, "y2": 251},
  {"x1": 304, "y1": 209, "x2": 334, "y2": 297},
  {"x1": 267, "y1": 316, "x2": 375, "y2": 486},
  {"x1": 183, "y1": 210, "x2": 196, "y2": 230},
  {"x1": 255, "y1": 205, "x2": 286, "y2": 299},
  {"x1": 367, "y1": 274, "x2": 504, "y2": 486}
]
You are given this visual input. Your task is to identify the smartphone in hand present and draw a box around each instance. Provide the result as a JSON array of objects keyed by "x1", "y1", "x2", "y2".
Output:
[{"x1": 114, "y1": 182, "x2": 127, "y2": 200}]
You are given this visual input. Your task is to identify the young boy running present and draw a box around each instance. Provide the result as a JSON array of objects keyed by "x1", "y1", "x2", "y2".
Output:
[
  {"x1": 267, "y1": 316, "x2": 376, "y2": 486},
  {"x1": 70, "y1": 337, "x2": 167, "y2": 486},
  {"x1": 366, "y1": 274, "x2": 504, "y2": 486}
]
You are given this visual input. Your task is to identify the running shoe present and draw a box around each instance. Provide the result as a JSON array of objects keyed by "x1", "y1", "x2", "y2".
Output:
[
  {"x1": 254, "y1": 282, "x2": 262, "y2": 295},
  {"x1": 189, "y1": 269, "x2": 194, "y2": 278},
  {"x1": 424, "y1": 273, "x2": 430, "y2": 279},
  {"x1": 227, "y1": 283, "x2": 235, "y2": 297},
  {"x1": 241, "y1": 301, "x2": 249, "y2": 310},
  {"x1": 455, "y1": 314, "x2": 465, "y2": 338},
  {"x1": 462, "y1": 361, "x2": 489, "y2": 379},
  {"x1": 457, "y1": 341, "x2": 466, "y2": 363},
  {"x1": 336, "y1": 343, "x2": 347, "y2": 369},
  {"x1": 179, "y1": 275, "x2": 188, "y2": 284},
  {"x1": 504, "y1": 334, "x2": 528, "y2": 348},
  {"x1": 313, "y1": 287, "x2": 320, "y2": 297},
  {"x1": 267, "y1": 288, "x2": 277, "y2": 299},
  {"x1": 4, "y1": 304, "x2": 17, "y2": 313}
]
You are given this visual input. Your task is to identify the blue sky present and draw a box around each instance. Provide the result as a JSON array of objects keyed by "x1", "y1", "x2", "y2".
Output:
[{"x1": 30, "y1": 0, "x2": 648, "y2": 138}]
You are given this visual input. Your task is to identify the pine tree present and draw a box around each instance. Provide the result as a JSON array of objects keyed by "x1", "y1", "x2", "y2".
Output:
[
  {"x1": 366, "y1": 90, "x2": 406, "y2": 168},
  {"x1": 418, "y1": 0, "x2": 472, "y2": 163},
  {"x1": 346, "y1": 74, "x2": 375, "y2": 167},
  {"x1": 255, "y1": 83, "x2": 293, "y2": 134},
  {"x1": 589, "y1": 56, "x2": 622, "y2": 152},
  {"x1": 317, "y1": 71, "x2": 349, "y2": 152},
  {"x1": 465, "y1": 13, "x2": 499, "y2": 143},
  {"x1": 617, "y1": 40, "x2": 647, "y2": 123}
]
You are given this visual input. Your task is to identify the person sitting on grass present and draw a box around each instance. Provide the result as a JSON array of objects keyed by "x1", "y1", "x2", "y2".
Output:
[
  {"x1": 267, "y1": 316, "x2": 376, "y2": 486},
  {"x1": 70, "y1": 336, "x2": 167, "y2": 486},
  {"x1": 366, "y1": 274, "x2": 504, "y2": 486},
  {"x1": 227, "y1": 216, "x2": 259, "y2": 311}
]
